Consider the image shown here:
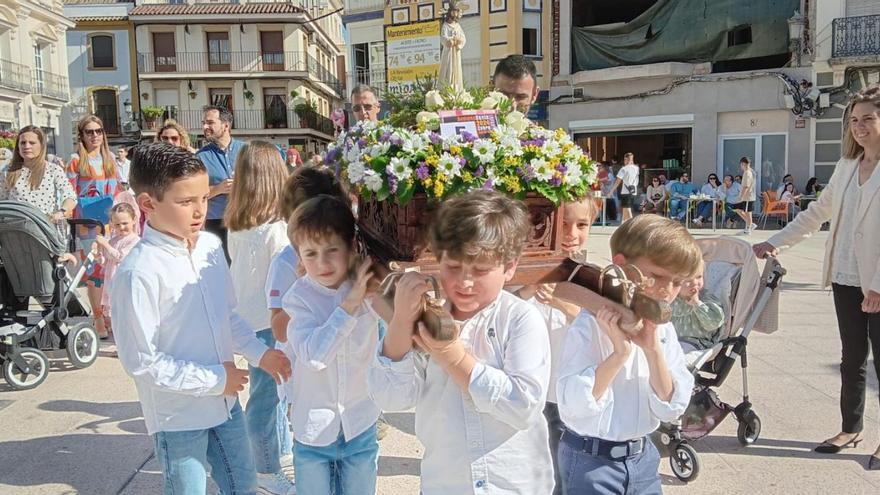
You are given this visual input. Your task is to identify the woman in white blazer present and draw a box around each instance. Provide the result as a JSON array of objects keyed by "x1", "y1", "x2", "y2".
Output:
[{"x1": 754, "y1": 84, "x2": 880, "y2": 469}]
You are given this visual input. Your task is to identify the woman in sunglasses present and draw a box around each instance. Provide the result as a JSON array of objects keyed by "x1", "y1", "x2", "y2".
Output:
[
  {"x1": 67, "y1": 115, "x2": 123, "y2": 338},
  {"x1": 156, "y1": 119, "x2": 197, "y2": 153},
  {"x1": 642, "y1": 175, "x2": 667, "y2": 215},
  {"x1": 693, "y1": 174, "x2": 724, "y2": 227}
]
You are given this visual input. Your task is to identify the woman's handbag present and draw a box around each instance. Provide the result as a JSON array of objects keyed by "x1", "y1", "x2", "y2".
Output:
[{"x1": 77, "y1": 194, "x2": 113, "y2": 225}]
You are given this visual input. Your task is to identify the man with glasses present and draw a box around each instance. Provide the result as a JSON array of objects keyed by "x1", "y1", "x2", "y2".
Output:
[
  {"x1": 197, "y1": 105, "x2": 243, "y2": 263},
  {"x1": 350, "y1": 85, "x2": 381, "y2": 123},
  {"x1": 668, "y1": 172, "x2": 696, "y2": 221}
]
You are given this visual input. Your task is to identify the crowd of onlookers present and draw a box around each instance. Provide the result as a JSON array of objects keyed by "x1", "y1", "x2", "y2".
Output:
[{"x1": 594, "y1": 153, "x2": 824, "y2": 231}]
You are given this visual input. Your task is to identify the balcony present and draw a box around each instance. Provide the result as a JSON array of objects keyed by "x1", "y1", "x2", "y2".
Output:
[
  {"x1": 141, "y1": 107, "x2": 334, "y2": 136},
  {"x1": 33, "y1": 70, "x2": 69, "y2": 101},
  {"x1": 0, "y1": 59, "x2": 31, "y2": 94},
  {"x1": 832, "y1": 14, "x2": 880, "y2": 59}
]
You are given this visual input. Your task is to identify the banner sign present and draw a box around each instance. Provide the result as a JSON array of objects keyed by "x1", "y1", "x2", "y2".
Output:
[
  {"x1": 438, "y1": 110, "x2": 499, "y2": 139},
  {"x1": 385, "y1": 20, "x2": 441, "y2": 95}
]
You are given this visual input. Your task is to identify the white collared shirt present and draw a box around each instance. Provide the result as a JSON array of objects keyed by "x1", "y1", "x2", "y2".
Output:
[
  {"x1": 228, "y1": 221, "x2": 288, "y2": 331},
  {"x1": 557, "y1": 311, "x2": 694, "y2": 442},
  {"x1": 283, "y1": 275, "x2": 381, "y2": 447},
  {"x1": 369, "y1": 290, "x2": 554, "y2": 495},
  {"x1": 527, "y1": 297, "x2": 570, "y2": 404},
  {"x1": 111, "y1": 224, "x2": 268, "y2": 435}
]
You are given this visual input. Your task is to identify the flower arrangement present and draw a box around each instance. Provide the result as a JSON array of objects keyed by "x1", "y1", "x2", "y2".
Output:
[
  {"x1": 0, "y1": 130, "x2": 16, "y2": 151},
  {"x1": 324, "y1": 86, "x2": 597, "y2": 206}
]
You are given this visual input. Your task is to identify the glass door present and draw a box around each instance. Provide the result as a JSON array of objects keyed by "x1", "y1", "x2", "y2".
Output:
[{"x1": 718, "y1": 133, "x2": 788, "y2": 213}]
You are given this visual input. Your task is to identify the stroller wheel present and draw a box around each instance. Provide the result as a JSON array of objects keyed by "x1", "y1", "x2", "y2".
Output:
[
  {"x1": 66, "y1": 323, "x2": 99, "y2": 369},
  {"x1": 670, "y1": 442, "x2": 700, "y2": 482},
  {"x1": 3, "y1": 348, "x2": 49, "y2": 391},
  {"x1": 737, "y1": 412, "x2": 762, "y2": 446}
]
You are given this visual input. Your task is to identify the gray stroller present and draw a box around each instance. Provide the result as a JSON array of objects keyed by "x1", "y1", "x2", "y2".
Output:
[{"x1": 0, "y1": 201, "x2": 102, "y2": 390}]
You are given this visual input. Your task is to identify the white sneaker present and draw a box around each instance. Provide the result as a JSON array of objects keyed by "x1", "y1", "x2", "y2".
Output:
[
  {"x1": 692, "y1": 217, "x2": 703, "y2": 226},
  {"x1": 750, "y1": 223, "x2": 758, "y2": 231},
  {"x1": 257, "y1": 472, "x2": 297, "y2": 495}
]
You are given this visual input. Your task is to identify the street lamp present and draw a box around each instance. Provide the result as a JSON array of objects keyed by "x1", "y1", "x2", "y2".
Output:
[
  {"x1": 788, "y1": 11, "x2": 805, "y2": 67},
  {"x1": 123, "y1": 99, "x2": 132, "y2": 116}
]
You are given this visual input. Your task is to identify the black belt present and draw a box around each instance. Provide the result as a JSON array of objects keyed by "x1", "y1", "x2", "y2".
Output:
[{"x1": 561, "y1": 428, "x2": 646, "y2": 461}]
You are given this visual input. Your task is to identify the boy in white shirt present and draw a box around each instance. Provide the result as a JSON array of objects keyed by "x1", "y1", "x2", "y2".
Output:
[
  {"x1": 111, "y1": 143, "x2": 292, "y2": 494},
  {"x1": 556, "y1": 214, "x2": 698, "y2": 494},
  {"x1": 371, "y1": 190, "x2": 554, "y2": 494},
  {"x1": 282, "y1": 194, "x2": 381, "y2": 494}
]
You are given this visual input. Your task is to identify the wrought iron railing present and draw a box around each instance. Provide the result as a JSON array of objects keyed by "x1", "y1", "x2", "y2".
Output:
[
  {"x1": 0, "y1": 59, "x2": 31, "y2": 93},
  {"x1": 306, "y1": 54, "x2": 343, "y2": 95},
  {"x1": 832, "y1": 14, "x2": 880, "y2": 58},
  {"x1": 33, "y1": 69, "x2": 68, "y2": 100},
  {"x1": 141, "y1": 108, "x2": 334, "y2": 135}
]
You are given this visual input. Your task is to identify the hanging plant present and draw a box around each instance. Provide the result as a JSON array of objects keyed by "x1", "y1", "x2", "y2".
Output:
[
  {"x1": 244, "y1": 89, "x2": 255, "y2": 105},
  {"x1": 188, "y1": 89, "x2": 197, "y2": 100}
]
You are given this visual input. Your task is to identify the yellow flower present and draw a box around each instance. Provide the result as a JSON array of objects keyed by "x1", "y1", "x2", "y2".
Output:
[
  {"x1": 462, "y1": 172, "x2": 474, "y2": 183},
  {"x1": 423, "y1": 177, "x2": 433, "y2": 187},
  {"x1": 524, "y1": 145, "x2": 540, "y2": 154},
  {"x1": 450, "y1": 145, "x2": 462, "y2": 155},
  {"x1": 425, "y1": 155, "x2": 439, "y2": 167},
  {"x1": 433, "y1": 180, "x2": 445, "y2": 197},
  {"x1": 503, "y1": 176, "x2": 522, "y2": 193}
]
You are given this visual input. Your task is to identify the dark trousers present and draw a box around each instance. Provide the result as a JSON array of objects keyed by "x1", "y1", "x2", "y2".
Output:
[
  {"x1": 558, "y1": 433, "x2": 661, "y2": 495},
  {"x1": 544, "y1": 403, "x2": 564, "y2": 495},
  {"x1": 832, "y1": 284, "x2": 880, "y2": 433},
  {"x1": 203, "y1": 218, "x2": 230, "y2": 264}
]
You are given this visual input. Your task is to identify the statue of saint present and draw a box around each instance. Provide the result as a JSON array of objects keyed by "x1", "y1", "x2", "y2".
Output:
[{"x1": 438, "y1": 3, "x2": 466, "y2": 92}]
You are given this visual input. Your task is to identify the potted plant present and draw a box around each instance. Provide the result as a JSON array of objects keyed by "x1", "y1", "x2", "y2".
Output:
[
  {"x1": 244, "y1": 88, "x2": 255, "y2": 106},
  {"x1": 294, "y1": 99, "x2": 318, "y2": 128},
  {"x1": 141, "y1": 105, "x2": 165, "y2": 130},
  {"x1": 188, "y1": 89, "x2": 197, "y2": 100},
  {"x1": 0, "y1": 130, "x2": 16, "y2": 151}
]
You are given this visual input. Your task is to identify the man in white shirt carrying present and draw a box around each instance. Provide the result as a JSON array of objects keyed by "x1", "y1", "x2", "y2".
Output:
[
  {"x1": 613, "y1": 152, "x2": 641, "y2": 222},
  {"x1": 556, "y1": 215, "x2": 696, "y2": 495},
  {"x1": 372, "y1": 190, "x2": 554, "y2": 494},
  {"x1": 734, "y1": 156, "x2": 758, "y2": 235},
  {"x1": 111, "y1": 143, "x2": 292, "y2": 495},
  {"x1": 115, "y1": 146, "x2": 131, "y2": 188}
]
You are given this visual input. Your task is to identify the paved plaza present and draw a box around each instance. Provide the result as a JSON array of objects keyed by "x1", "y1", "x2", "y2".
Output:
[{"x1": 0, "y1": 227, "x2": 878, "y2": 494}]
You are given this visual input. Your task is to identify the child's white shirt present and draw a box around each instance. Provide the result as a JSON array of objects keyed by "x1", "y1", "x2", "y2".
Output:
[
  {"x1": 283, "y1": 275, "x2": 380, "y2": 447},
  {"x1": 369, "y1": 290, "x2": 554, "y2": 495},
  {"x1": 227, "y1": 221, "x2": 288, "y2": 331},
  {"x1": 557, "y1": 310, "x2": 694, "y2": 442},
  {"x1": 266, "y1": 245, "x2": 300, "y2": 402},
  {"x1": 526, "y1": 297, "x2": 569, "y2": 404}
]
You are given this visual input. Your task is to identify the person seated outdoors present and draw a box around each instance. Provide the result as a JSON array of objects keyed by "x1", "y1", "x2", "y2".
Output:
[
  {"x1": 721, "y1": 175, "x2": 742, "y2": 229},
  {"x1": 779, "y1": 182, "x2": 802, "y2": 217},
  {"x1": 671, "y1": 263, "x2": 725, "y2": 354},
  {"x1": 642, "y1": 175, "x2": 667, "y2": 215},
  {"x1": 803, "y1": 177, "x2": 822, "y2": 196},
  {"x1": 776, "y1": 174, "x2": 797, "y2": 199},
  {"x1": 693, "y1": 174, "x2": 724, "y2": 226},
  {"x1": 667, "y1": 172, "x2": 697, "y2": 221}
]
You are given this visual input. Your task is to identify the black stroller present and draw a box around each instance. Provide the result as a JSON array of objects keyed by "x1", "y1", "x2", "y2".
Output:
[{"x1": 0, "y1": 201, "x2": 103, "y2": 390}]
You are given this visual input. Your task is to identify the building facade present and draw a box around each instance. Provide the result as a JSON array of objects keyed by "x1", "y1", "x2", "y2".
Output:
[
  {"x1": 550, "y1": 0, "x2": 813, "y2": 206},
  {"x1": 0, "y1": 0, "x2": 73, "y2": 154},
  {"x1": 130, "y1": 0, "x2": 345, "y2": 153},
  {"x1": 809, "y1": 0, "x2": 880, "y2": 182},
  {"x1": 343, "y1": 0, "x2": 553, "y2": 124},
  {"x1": 63, "y1": 0, "x2": 138, "y2": 159}
]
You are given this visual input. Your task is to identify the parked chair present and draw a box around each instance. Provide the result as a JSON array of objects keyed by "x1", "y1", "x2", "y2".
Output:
[{"x1": 759, "y1": 191, "x2": 790, "y2": 229}]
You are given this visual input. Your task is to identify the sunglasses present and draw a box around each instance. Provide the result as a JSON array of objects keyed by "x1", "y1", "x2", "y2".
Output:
[
  {"x1": 352, "y1": 104, "x2": 374, "y2": 112},
  {"x1": 83, "y1": 128, "x2": 104, "y2": 136}
]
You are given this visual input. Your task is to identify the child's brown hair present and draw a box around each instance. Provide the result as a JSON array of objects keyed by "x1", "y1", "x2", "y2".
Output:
[
  {"x1": 109, "y1": 202, "x2": 137, "y2": 221},
  {"x1": 610, "y1": 214, "x2": 702, "y2": 278},
  {"x1": 224, "y1": 140, "x2": 288, "y2": 232},
  {"x1": 287, "y1": 195, "x2": 356, "y2": 248},
  {"x1": 281, "y1": 166, "x2": 350, "y2": 220},
  {"x1": 429, "y1": 190, "x2": 530, "y2": 265}
]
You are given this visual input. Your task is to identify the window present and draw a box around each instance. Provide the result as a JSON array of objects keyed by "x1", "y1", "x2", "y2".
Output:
[
  {"x1": 93, "y1": 89, "x2": 120, "y2": 135},
  {"x1": 209, "y1": 88, "x2": 233, "y2": 112},
  {"x1": 90, "y1": 35, "x2": 114, "y2": 69},
  {"x1": 727, "y1": 25, "x2": 752, "y2": 47},
  {"x1": 260, "y1": 31, "x2": 284, "y2": 71},
  {"x1": 264, "y1": 88, "x2": 288, "y2": 129},
  {"x1": 153, "y1": 32, "x2": 176, "y2": 72},
  {"x1": 523, "y1": 28, "x2": 539, "y2": 56},
  {"x1": 207, "y1": 32, "x2": 231, "y2": 71}
]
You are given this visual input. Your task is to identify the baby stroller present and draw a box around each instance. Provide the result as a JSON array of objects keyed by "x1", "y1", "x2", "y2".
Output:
[
  {"x1": 657, "y1": 236, "x2": 786, "y2": 482},
  {"x1": 0, "y1": 201, "x2": 103, "y2": 390}
]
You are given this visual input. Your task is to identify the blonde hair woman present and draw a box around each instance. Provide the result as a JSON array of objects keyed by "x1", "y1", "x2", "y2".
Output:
[
  {"x1": 67, "y1": 115, "x2": 122, "y2": 338},
  {"x1": 223, "y1": 140, "x2": 296, "y2": 493},
  {"x1": 157, "y1": 119, "x2": 196, "y2": 153},
  {"x1": 754, "y1": 84, "x2": 880, "y2": 468}
]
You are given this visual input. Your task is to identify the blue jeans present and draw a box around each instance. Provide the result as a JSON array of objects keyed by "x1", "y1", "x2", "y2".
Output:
[
  {"x1": 246, "y1": 329, "x2": 293, "y2": 474},
  {"x1": 696, "y1": 201, "x2": 715, "y2": 221},
  {"x1": 294, "y1": 424, "x2": 379, "y2": 495},
  {"x1": 668, "y1": 198, "x2": 687, "y2": 219},
  {"x1": 559, "y1": 434, "x2": 661, "y2": 495},
  {"x1": 153, "y1": 401, "x2": 257, "y2": 495}
]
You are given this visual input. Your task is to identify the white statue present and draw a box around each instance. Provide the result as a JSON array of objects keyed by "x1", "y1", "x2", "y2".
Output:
[{"x1": 438, "y1": 3, "x2": 466, "y2": 92}]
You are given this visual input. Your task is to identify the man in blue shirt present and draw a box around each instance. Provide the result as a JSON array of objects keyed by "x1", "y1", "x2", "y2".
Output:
[
  {"x1": 667, "y1": 172, "x2": 697, "y2": 220},
  {"x1": 197, "y1": 105, "x2": 243, "y2": 263}
]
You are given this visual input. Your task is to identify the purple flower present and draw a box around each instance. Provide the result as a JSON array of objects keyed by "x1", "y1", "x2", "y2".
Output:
[
  {"x1": 475, "y1": 166, "x2": 484, "y2": 178},
  {"x1": 325, "y1": 147, "x2": 338, "y2": 163},
  {"x1": 517, "y1": 165, "x2": 536, "y2": 180},
  {"x1": 556, "y1": 163, "x2": 568, "y2": 174},
  {"x1": 458, "y1": 157, "x2": 467, "y2": 166},
  {"x1": 550, "y1": 176, "x2": 563, "y2": 187},
  {"x1": 416, "y1": 164, "x2": 430, "y2": 180},
  {"x1": 482, "y1": 179, "x2": 494, "y2": 190},
  {"x1": 380, "y1": 131, "x2": 392, "y2": 142},
  {"x1": 390, "y1": 137, "x2": 404, "y2": 147},
  {"x1": 428, "y1": 132, "x2": 443, "y2": 145},
  {"x1": 388, "y1": 174, "x2": 398, "y2": 194},
  {"x1": 357, "y1": 138, "x2": 368, "y2": 148},
  {"x1": 460, "y1": 131, "x2": 477, "y2": 143}
]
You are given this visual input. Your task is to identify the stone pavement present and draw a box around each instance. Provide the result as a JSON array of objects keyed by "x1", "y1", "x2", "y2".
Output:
[{"x1": 0, "y1": 226, "x2": 878, "y2": 494}]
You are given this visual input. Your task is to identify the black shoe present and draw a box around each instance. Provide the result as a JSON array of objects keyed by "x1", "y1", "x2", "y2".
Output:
[
  {"x1": 814, "y1": 434, "x2": 863, "y2": 454},
  {"x1": 869, "y1": 455, "x2": 880, "y2": 470}
]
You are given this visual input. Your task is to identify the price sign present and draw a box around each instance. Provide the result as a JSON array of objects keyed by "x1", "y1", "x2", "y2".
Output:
[{"x1": 385, "y1": 20, "x2": 441, "y2": 95}]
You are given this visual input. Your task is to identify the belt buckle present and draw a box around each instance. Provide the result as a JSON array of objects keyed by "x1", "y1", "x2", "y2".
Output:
[
  {"x1": 608, "y1": 444, "x2": 628, "y2": 460},
  {"x1": 628, "y1": 438, "x2": 645, "y2": 457}
]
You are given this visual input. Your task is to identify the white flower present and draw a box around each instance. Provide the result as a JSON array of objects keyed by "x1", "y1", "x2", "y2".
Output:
[
  {"x1": 541, "y1": 139, "x2": 562, "y2": 158},
  {"x1": 565, "y1": 146, "x2": 583, "y2": 163},
  {"x1": 345, "y1": 144, "x2": 362, "y2": 163},
  {"x1": 370, "y1": 142, "x2": 391, "y2": 158},
  {"x1": 437, "y1": 153, "x2": 462, "y2": 178},
  {"x1": 564, "y1": 161, "x2": 584, "y2": 184},
  {"x1": 459, "y1": 91, "x2": 474, "y2": 105},
  {"x1": 363, "y1": 170, "x2": 383, "y2": 192},
  {"x1": 480, "y1": 95, "x2": 499, "y2": 110},
  {"x1": 506, "y1": 111, "x2": 529, "y2": 135},
  {"x1": 488, "y1": 91, "x2": 508, "y2": 104},
  {"x1": 416, "y1": 111, "x2": 440, "y2": 130},
  {"x1": 403, "y1": 134, "x2": 426, "y2": 154},
  {"x1": 387, "y1": 156, "x2": 412, "y2": 181},
  {"x1": 472, "y1": 139, "x2": 498, "y2": 165},
  {"x1": 498, "y1": 133, "x2": 523, "y2": 157},
  {"x1": 531, "y1": 157, "x2": 555, "y2": 182},
  {"x1": 347, "y1": 161, "x2": 366, "y2": 184},
  {"x1": 425, "y1": 90, "x2": 445, "y2": 110}
]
